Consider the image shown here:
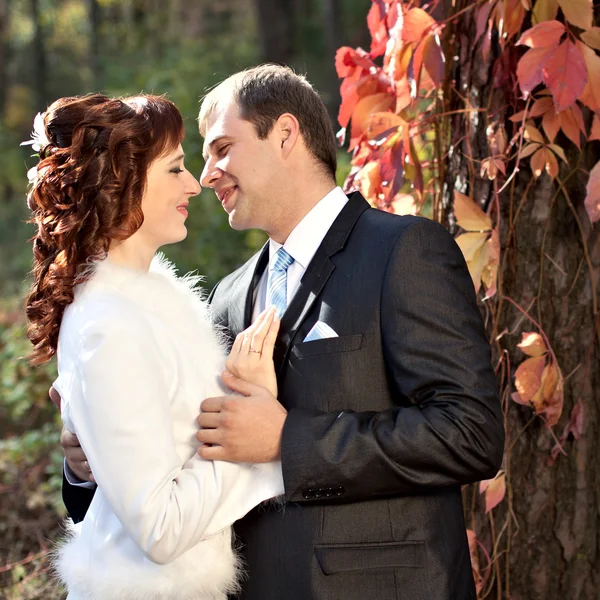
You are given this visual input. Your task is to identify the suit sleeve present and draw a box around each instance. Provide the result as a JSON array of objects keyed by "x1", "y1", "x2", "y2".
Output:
[
  {"x1": 281, "y1": 218, "x2": 505, "y2": 502},
  {"x1": 67, "y1": 312, "x2": 283, "y2": 564}
]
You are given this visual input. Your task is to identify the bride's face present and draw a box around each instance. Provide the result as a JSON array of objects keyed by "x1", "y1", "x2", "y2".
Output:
[{"x1": 138, "y1": 144, "x2": 201, "y2": 248}]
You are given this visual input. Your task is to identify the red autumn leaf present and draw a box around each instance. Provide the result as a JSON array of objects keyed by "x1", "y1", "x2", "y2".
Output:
[
  {"x1": 584, "y1": 160, "x2": 600, "y2": 223},
  {"x1": 475, "y1": 1, "x2": 494, "y2": 45},
  {"x1": 335, "y1": 47, "x2": 376, "y2": 78},
  {"x1": 542, "y1": 40, "x2": 588, "y2": 112},
  {"x1": 577, "y1": 42, "x2": 600, "y2": 112},
  {"x1": 556, "y1": 0, "x2": 593, "y2": 32},
  {"x1": 517, "y1": 21, "x2": 565, "y2": 48},
  {"x1": 338, "y1": 73, "x2": 378, "y2": 129},
  {"x1": 581, "y1": 28, "x2": 600, "y2": 52},
  {"x1": 367, "y1": 0, "x2": 389, "y2": 58},
  {"x1": 514, "y1": 355, "x2": 546, "y2": 405},
  {"x1": 479, "y1": 471, "x2": 506, "y2": 513},
  {"x1": 532, "y1": 0, "x2": 559, "y2": 24},
  {"x1": 590, "y1": 113, "x2": 600, "y2": 141},
  {"x1": 422, "y1": 32, "x2": 445, "y2": 86},
  {"x1": 407, "y1": 138, "x2": 423, "y2": 193},
  {"x1": 542, "y1": 109, "x2": 561, "y2": 141},
  {"x1": 380, "y1": 142, "x2": 405, "y2": 201},
  {"x1": 454, "y1": 191, "x2": 492, "y2": 231},
  {"x1": 402, "y1": 8, "x2": 436, "y2": 43},
  {"x1": 517, "y1": 44, "x2": 558, "y2": 97},
  {"x1": 365, "y1": 111, "x2": 404, "y2": 140},
  {"x1": 517, "y1": 332, "x2": 548, "y2": 357}
]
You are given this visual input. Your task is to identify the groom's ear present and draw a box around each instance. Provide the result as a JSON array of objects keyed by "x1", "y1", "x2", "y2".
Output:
[{"x1": 275, "y1": 113, "x2": 300, "y2": 158}]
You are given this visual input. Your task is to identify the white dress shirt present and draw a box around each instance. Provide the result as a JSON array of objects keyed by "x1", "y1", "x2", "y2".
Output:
[{"x1": 252, "y1": 186, "x2": 348, "y2": 321}]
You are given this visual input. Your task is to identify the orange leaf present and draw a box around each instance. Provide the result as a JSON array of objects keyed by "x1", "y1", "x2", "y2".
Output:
[
  {"x1": 547, "y1": 143, "x2": 568, "y2": 163},
  {"x1": 338, "y1": 73, "x2": 378, "y2": 129},
  {"x1": 590, "y1": 113, "x2": 600, "y2": 141},
  {"x1": 517, "y1": 44, "x2": 558, "y2": 97},
  {"x1": 530, "y1": 95, "x2": 555, "y2": 117},
  {"x1": 542, "y1": 41, "x2": 587, "y2": 112},
  {"x1": 542, "y1": 109, "x2": 561, "y2": 141},
  {"x1": 559, "y1": 107, "x2": 583, "y2": 148},
  {"x1": 422, "y1": 33, "x2": 445, "y2": 86},
  {"x1": 577, "y1": 42, "x2": 600, "y2": 112},
  {"x1": 556, "y1": 0, "x2": 593, "y2": 31},
  {"x1": 532, "y1": 0, "x2": 559, "y2": 24},
  {"x1": 402, "y1": 8, "x2": 436, "y2": 43},
  {"x1": 479, "y1": 471, "x2": 506, "y2": 513},
  {"x1": 517, "y1": 21, "x2": 565, "y2": 48},
  {"x1": 455, "y1": 232, "x2": 489, "y2": 293},
  {"x1": 514, "y1": 355, "x2": 546, "y2": 404},
  {"x1": 389, "y1": 193, "x2": 418, "y2": 216},
  {"x1": 453, "y1": 191, "x2": 492, "y2": 231},
  {"x1": 580, "y1": 28, "x2": 600, "y2": 52},
  {"x1": 519, "y1": 141, "x2": 542, "y2": 159},
  {"x1": 544, "y1": 147, "x2": 559, "y2": 179},
  {"x1": 525, "y1": 124, "x2": 545, "y2": 143},
  {"x1": 535, "y1": 361, "x2": 564, "y2": 425},
  {"x1": 530, "y1": 146, "x2": 547, "y2": 177},
  {"x1": 365, "y1": 111, "x2": 405, "y2": 140},
  {"x1": 517, "y1": 332, "x2": 548, "y2": 356},
  {"x1": 584, "y1": 160, "x2": 600, "y2": 223},
  {"x1": 358, "y1": 161, "x2": 382, "y2": 205},
  {"x1": 350, "y1": 93, "x2": 395, "y2": 145}
]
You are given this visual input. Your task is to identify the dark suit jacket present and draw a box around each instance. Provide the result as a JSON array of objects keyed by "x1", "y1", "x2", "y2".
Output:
[{"x1": 63, "y1": 193, "x2": 504, "y2": 600}]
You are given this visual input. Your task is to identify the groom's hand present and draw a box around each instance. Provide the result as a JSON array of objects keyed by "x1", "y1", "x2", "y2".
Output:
[{"x1": 197, "y1": 371, "x2": 287, "y2": 463}]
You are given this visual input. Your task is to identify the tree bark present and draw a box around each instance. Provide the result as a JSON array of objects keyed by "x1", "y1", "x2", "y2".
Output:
[
  {"x1": 444, "y1": 3, "x2": 600, "y2": 598},
  {"x1": 321, "y1": 0, "x2": 342, "y2": 121}
]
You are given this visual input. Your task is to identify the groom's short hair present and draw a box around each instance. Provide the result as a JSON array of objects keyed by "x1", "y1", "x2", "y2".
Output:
[{"x1": 198, "y1": 64, "x2": 337, "y2": 179}]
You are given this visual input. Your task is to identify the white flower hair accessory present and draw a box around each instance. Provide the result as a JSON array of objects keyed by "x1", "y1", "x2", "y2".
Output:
[
  {"x1": 21, "y1": 112, "x2": 50, "y2": 153},
  {"x1": 21, "y1": 112, "x2": 51, "y2": 184}
]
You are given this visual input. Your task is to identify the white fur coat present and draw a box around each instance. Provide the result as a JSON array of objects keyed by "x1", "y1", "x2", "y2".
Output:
[{"x1": 53, "y1": 254, "x2": 284, "y2": 600}]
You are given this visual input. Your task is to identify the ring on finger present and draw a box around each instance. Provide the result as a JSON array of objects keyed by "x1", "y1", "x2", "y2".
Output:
[
  {"x1": 248, "y1": 349, "x2": 262, "y2": 354},
  {"x1": 84, "y1": 460, "x2": 91, "y2": 472}
]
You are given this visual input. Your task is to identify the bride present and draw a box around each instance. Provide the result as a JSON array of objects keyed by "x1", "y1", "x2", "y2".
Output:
[{"x1": 24, "y1": 93, "x2": 285, "y2": 600}]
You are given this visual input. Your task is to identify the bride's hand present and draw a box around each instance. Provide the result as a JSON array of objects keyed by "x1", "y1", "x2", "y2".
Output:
[{"x1": 225, "y1": 306, "x2": 280, "y2": 397}]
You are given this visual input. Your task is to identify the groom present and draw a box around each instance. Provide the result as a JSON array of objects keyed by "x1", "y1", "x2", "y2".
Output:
[{"x1": 61, "y1": 65, "x2": 504, "y2": 599}]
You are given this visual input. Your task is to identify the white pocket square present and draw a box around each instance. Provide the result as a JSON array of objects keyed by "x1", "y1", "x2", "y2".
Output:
[{"x1": 303, "y1": 321, "x2": 338, "y2": 342}]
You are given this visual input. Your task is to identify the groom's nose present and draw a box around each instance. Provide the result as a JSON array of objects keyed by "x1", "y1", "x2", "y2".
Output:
[{"x1": 200, "y1": 162, "x2": 222, "y2": 189}]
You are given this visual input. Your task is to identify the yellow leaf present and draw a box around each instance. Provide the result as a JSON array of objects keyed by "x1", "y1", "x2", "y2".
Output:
[
  {"x1": 453, "y1": 191, "x2": 492, "y2": 231},
  {"x1": 481, "y1": 229, "x2": 500, "y2": 299},
  {"x1": 556, "y1": 0, "x2": 592, "y2": 31},
  {"x1": 532, "y1": 0, "x2": 558, "y2": 23},
  {"x1": 517, "y1": 332, "x2": 548, "y2": 356},
  {"x1": 580, "y1": 27, "x2": 600, "y2": 51},
  {"x1": 455, "y1": 232, "x2": 489, "y2": 293},
  {"x1": 358, "y1": 161, "x2": 381, "y2": 204}
]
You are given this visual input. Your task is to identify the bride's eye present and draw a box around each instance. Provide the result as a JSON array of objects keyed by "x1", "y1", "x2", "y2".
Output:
[{"x1": 170, "y1": 168, "x2": 184, "y2": 174}]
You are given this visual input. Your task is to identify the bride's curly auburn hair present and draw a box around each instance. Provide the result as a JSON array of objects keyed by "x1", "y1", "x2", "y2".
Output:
[{"x1": 25, "y1": 93, "x2": 184, "y2": 365}]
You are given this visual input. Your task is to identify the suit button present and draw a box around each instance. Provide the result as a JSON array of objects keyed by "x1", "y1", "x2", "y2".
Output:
[
  {"x1": 324, "y1": 488, "x2": 333, "y2": 497},
  {"x1": 334, "y1": 486, "x2": 345, "y2": 496},
  {"x1": 314, "y1": 490, "x2": 323, "y2": 499},
  {"x1": 302, "y1": 489, "x2": 315, "y2": 499}
]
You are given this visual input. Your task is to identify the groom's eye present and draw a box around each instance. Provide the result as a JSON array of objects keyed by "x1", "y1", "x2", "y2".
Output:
[{"x1": 218, "y1": 144, "x2": 230, "y2": 157}]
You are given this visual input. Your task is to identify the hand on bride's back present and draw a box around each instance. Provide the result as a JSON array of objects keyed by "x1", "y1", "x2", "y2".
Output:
[{"x1": 225, "y1": 307, "x2": 280, "y2": 397}]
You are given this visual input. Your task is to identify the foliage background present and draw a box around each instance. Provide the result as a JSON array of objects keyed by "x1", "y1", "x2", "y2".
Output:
[{"x1": 0, "y1": 1, "x2": 364, "y2": 597}]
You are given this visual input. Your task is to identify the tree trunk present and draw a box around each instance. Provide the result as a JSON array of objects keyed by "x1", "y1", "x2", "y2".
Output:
[
  {"x1": 87, "y1": 0, "x2": 102, "y2": 91},
  {"x1": 252, "y1": 0, "x2": 295, "y2": 64},
  {"x1": 321, "y1": 0, "x2": 342, "y2": 121},
  {"x1": 0, "y1": 0, "x2": 9, "y2": 119},
  {"x1": 445, "y1": 3, "x2": 600, "y2": 598},
  {"x1": 30, "y1": 0, "x2": 47, "y2": 110}
]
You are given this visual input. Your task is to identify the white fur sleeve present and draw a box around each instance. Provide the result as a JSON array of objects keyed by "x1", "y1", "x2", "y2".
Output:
[{"x1": 66, "y1": 313, "x2": 284, "y2": 565}]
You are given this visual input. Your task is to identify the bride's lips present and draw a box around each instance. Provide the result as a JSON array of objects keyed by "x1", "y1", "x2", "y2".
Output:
[
  {"x1": 176, "y1": 203, "x2": 189, "y2": 217},
  {"x1": 217, "y1": 186, "x2": 237, "y2": 212}
]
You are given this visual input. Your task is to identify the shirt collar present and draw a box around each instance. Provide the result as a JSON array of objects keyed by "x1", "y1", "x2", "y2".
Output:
[{"x1": 268, "y1": 186, "x2": 349, "y2": 270}]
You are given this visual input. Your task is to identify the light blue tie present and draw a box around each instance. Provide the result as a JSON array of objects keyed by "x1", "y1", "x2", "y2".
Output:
[{"x1": 266, "y1": 247, "x2": 295, "y2": 317}]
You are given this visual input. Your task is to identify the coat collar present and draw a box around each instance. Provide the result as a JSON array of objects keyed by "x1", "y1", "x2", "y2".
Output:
[{"x1": 230, "y1": 192, "x2": 369, "y2": 374}]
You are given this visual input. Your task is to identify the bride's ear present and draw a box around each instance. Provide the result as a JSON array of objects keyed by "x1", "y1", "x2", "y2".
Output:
[{"x1": 275, "y1": 113, "x2": 300, "y2": 158}]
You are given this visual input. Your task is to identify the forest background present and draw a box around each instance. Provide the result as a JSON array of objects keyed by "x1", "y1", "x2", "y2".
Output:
[{"x1": 1, "y1": 0, "x2": 599, "y2": 599}]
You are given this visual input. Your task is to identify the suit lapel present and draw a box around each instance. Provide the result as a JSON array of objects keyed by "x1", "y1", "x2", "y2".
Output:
[
  {"x1": 273, "y1": 192, "x2": 369, "y2": 374},
  {"x1": 228, "y1": 243, "x2": 269, "y2": 338}
]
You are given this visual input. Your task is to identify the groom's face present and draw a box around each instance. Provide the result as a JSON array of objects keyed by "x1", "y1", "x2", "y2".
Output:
[{"x1": 201, "y1": 101, "x2": 281, "y2": 232}]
